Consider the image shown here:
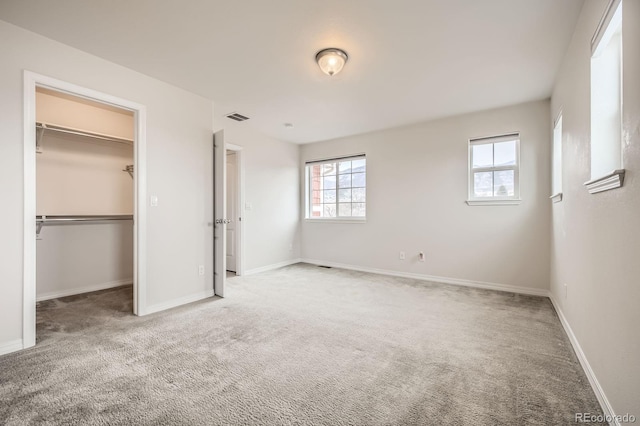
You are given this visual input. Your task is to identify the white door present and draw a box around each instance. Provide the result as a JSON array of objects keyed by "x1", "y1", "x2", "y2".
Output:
[
  {"x1": 213, "y1": 131, "x2": 226, "y2": 297},
  {"x1": 226, "y1": 152, "x2": 237, "y2": 272}
]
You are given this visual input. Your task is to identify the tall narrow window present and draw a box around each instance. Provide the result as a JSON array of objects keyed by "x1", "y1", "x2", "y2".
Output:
[
  {"x1": 552, "y1": 113, "x2": 563, "y2": 202},
  {"x1": 588, "y1": 0, "x2": 625, "y2": 193},
  {"x1": 467, "y1": 133, "x2": 520, "y2": 205},
  {"x1": 305, "y1": 155, "x2": 366, "y2": 219}
]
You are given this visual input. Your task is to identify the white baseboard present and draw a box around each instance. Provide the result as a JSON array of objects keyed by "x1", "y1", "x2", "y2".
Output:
[
  {"x1": 549, "y1": 295, "x2": 617, "y2": 425},
  {"x1": 244, "y1": 258, "x2": 302, "y2": 276},
  {"x1": 145, "y1": 289, "x2": 215, "y2": 315},
  {"x1": 36, "y1": 278, "x2": 133, "y2": 302},
  {"x1": 0, "y1": 339, "x2": 24, "y2": 356},
  {"x1": 299, "y1": 258, "x2": 549, "y2": 297}
]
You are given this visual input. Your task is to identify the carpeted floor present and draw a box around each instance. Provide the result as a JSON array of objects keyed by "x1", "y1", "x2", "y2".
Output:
[{"x1": 0, "y1": 264, "x2": 604, "y2": 425}]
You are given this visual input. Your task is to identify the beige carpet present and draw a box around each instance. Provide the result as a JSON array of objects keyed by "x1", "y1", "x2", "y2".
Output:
[{"x1": 0, "y1": 264, "x2": 604, "y2": 425}]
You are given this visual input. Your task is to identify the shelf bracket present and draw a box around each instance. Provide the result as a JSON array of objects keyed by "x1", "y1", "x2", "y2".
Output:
[
  {"x1": 36, "y1": 216, "x2": 45, "y2": 236},
  {"x1": 123, "y1": 164, "x2": 134, "y2": 179},
  {"x1": 36, "y1": 124, "x2": 45, "y2": 153}
]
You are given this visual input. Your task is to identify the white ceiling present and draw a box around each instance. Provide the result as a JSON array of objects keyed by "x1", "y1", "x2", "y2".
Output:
[{"x1": 0, "y1": 0, "x2": 584, "y2": 144}]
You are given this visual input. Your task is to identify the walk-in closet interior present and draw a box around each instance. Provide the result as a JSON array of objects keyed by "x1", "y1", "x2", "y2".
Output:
[{"x1": 35, "y1": 87, "x2": 135, "y2": 322}]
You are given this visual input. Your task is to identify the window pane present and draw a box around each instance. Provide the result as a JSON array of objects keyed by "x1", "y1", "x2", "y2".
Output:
[
  {"x1": 473, "y1": 172, "x2": 493, "y2": 197},
  {"x1": 493, "y1": 170, "x2": 514, "y2": 196},
  {"x1": 322, "y1": 175, "x2": 336, "y2": 189},
  {"x1": 323, "y1": 190, "x2": 336, "y2": 203},
  {"x1": 338, "y1": 189, "x2": 351, "y2": 202},
  {"x1": 322, "y1": 163, "x2": 336, "y2": 176},
  {"x1": 311, "y1": 164, "x2": 322, "y2": 178},
  {"x1": 311, "y1": 189, "x2": 321, "y2": 217},
  {"x1": 352, "y1": 203, "x2": 366, "y2": 217},
  {"x1": 352, "y1": 159, "x2": 366, "y2": 172},
  {"x1": 338, "y1": 161, "x2": 352, "y2": 174},
  {"x1": 494, "y1": 141, "x2": 516, "y2": 166},
  {"x1": 352, "y1": 188, "x2": 366, "y2": 202},
  {"x1": 338, "y1": 173, "x2": 351, "y2": 188},
  {"x1": 472, "y1": 144, "x2": 493, "y2": 168},
  {"x1": 323, "y1": 204, "x2": 336, "y2": 217},
  {"x1": 307, "y1": 157, "x2": 366, "y2": 219},
  {"x1": 352, "y1": 173, "x2": 366, "y2": 188},
  {"x1": 553, "y1": 116, "x2": 563, "y2": 194},
  {"x1": 338, "y1": 203, "x2": 351, "y2": 216}
]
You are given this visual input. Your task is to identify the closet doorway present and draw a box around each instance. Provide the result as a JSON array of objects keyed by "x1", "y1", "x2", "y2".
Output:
[{"x1": 23, "y1": 72, "x2": 147, "y2": 349}]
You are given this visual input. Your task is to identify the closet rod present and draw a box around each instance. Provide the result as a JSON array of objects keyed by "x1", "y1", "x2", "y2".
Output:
[
  {"x1": 36, "y1": 122, "x2": 133, "y2": 145},
  {"x1": 36, "y1": 215, "x2": 134, "y2": 236},
  {"x1": 36, "y1": 215, "x2": 134, "y2": 223}
]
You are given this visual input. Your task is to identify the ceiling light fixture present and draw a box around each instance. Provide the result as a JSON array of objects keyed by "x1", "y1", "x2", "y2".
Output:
[{"x1": 315, "y1": 48, "x2": 348, "y2": 76}]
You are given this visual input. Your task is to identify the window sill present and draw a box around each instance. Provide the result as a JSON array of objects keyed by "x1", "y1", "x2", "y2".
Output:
[
  {"x1": 305, "y1": 218, "x2": 366, "y2": 224},
  {"x1": 550, "y1": 193, "x2": 563, "y2": 203},
  {"x1": 584, "y1": 169, "x2": 625, "y2": 194},
  {"x1": 466, "y1": 199, "x2": 522, "y2": 206}
]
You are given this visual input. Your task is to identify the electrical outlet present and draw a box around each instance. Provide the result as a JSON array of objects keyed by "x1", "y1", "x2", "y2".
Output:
[
  {"x1": 399, "y1": 251, "x2": 405, "y2": 260},
  {"x1": 564, "y1": 283, "x2": 568, "y2": 299},
  {"x1": 198, "y1": 265, "x2": 205, "y2": 276},
  {"x1": 419, "y1": 251, "x2": 425, "y2": 262},
  {"x1": 289, "y1": 243, "x2": 294, "y2": 252}
]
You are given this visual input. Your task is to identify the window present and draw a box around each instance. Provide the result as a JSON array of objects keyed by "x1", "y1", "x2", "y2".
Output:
[
  {"x1": 467, "y1": 133, "x2": 520, "y2": 205},
  {"x1": 305, "y1": 155, "x2": 366, "y2": 220},
  {"x1": 552, "y1": 113, "x2": 563, "y2": 202},
  {"x1": 588, "y1": 0, "x2": 625, "y2": 193}
]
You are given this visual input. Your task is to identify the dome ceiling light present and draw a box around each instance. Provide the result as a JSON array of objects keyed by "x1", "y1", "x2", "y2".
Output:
[{"x1": 315, "y1": 48, "x2": 348, "y2": 76}]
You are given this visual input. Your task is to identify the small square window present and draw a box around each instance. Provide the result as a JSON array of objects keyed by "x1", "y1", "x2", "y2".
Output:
[{"x1": 468, "y1": 134, "x2": 520, "y2": 205}]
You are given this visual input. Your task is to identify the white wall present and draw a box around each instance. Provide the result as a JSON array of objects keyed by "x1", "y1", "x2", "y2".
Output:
[
  {"x1": 36, "y1": 125, "x2": 134, "y2": 215},
  {"x1": 550, "y1": 0, "x2": 640, "y2": 418},
  {"x1": 36, "y1": 88, "x2": 134, "y2": 140},
  {"x1": 0, "y1": 20, "x2": 214, "y2": 349},
  {"x1": 300, "y1": 100, "x2": 551, "y2": 292},
  {"x1": 215, "y1": 115, "x2": 301, "y2": 273},
  {"x1": 36, "y1": 223, "x2": 133, "y2": 300}
]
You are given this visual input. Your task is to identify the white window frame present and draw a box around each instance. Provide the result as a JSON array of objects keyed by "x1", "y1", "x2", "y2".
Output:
[
  {"x1": 551, "y1": 112, "x2": 563, "y2": 203},
  {"x1": 586, "y1": 0, "x2": 625, "y2": 194},
  {"x1": 466, "y1": 133, "x2": 521, "y2": 206},
  {"x1": 304, "y1": 154, "x2": 366, "y2": 222}
]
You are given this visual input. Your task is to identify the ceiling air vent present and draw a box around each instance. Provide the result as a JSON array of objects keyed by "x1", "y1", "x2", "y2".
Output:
[{"x1": 225, "y1": 112, "x2": 250, "y2": 122}]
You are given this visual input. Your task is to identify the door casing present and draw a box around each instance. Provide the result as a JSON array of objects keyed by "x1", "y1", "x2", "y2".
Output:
[{"x1": 23, "y1": 71, "x2": 148, "y2": 349}]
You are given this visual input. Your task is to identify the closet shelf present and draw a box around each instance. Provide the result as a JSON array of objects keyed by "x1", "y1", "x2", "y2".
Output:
[
  {"x1": 36, "y1": 215, "x2": 134, "y2": 236},
  {"x1": 36, "y1": 122, "x2": 133, "y2": 152}
]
